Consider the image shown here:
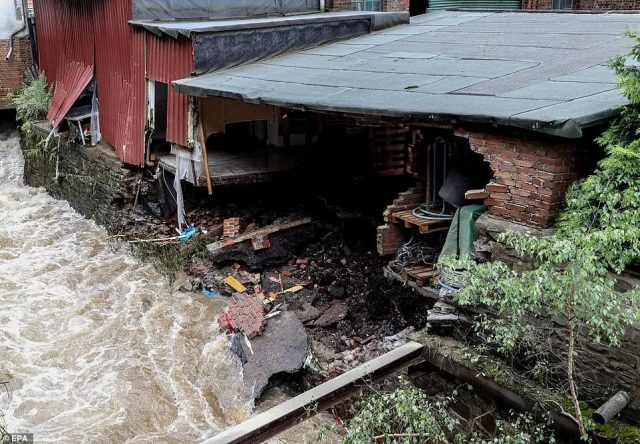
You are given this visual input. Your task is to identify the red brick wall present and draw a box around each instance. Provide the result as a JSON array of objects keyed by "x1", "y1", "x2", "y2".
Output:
[
  {"x1": 377, "y1": 183, "x2": 425, "y2": 255},
  {"x1": 382, "y1": 0, "x2": 410, "y2": 11},
  {"x1": 0, "y1": 37, "x2": 32, "y2": 109},
  {"x1": 522, "y1": 0, "x2": 552, "y2": 8},
  {"x1": 328, "y1": 0, "x2": 409, "y2": 11},
  {"x1": 523, "y1": 0, "x2": 640, "y2": 9},
  {"x1": 457, "y1": 130, "x2": 580, "y2": 228},
  {"x1": 329, "y1": 0, "x2": 352, "y2": 9}
]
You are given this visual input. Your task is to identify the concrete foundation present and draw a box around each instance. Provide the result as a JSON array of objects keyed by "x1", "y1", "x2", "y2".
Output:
[{"x1": 21, "y1": 123, "x2": 137, "y2": 231}]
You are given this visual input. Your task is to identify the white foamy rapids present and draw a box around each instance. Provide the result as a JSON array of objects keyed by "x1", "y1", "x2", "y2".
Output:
[{"x1": 0, "y1": 130, "x2": 250, "y2": 443}]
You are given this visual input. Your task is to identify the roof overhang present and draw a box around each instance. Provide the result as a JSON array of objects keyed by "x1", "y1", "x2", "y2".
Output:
[
  {"x1": 129, "y1": 11, "x2": 410, "y2": 39},
  {"x1": 172, "y1": 11, "x2": 639, "y2": 138}
]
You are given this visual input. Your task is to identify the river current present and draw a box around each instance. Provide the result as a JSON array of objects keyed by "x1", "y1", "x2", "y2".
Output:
[{"x1": 0, "y1": 128, "x2": 250, "y2": 443}]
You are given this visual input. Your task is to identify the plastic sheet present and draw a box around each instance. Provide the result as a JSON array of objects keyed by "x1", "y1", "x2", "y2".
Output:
[
  {"x1": 132, "y1": 0, "x2": 320, "y2": 21},
  {"x1": 440, "y1": 204, "x2": 487, "y2": 259},
  {"x1": 172, "y1": 144, "x2": 204, "y2": 229},
  {"x1": 90, "y1": 83, "x2": 102, "y2": 146}
]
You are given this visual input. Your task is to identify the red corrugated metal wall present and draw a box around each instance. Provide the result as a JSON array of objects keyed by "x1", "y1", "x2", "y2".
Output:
[
  {"x1": 35, "y1": 0, "x2": 146, "y2": 165},
  {"x1": 93, "y1": 0, "x2": 146, "y2": 164},
  {"x1": 146, "y1": 33, "x2": 194, "y2": 148},
  {"x1": 35, "y1": 0, "x2": 94, "y2": 82}
]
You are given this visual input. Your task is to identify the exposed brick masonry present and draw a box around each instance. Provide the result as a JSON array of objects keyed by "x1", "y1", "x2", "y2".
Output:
[
  {"x1": 0, "y1": 37, "x2": 32, "y2": 109},
  {"x1": 523, "y1": 0, "x2": 640, "y2": 9},
  {"x1": 328, "y1": 0, "x2": 409, "y2": 11},
  {"x1": 223, "y1": 217, "x2": 245, "y2": 238},
  {"x1": 382, "y1": 0, "x2": 410, "y2": 11},
  {"x1": 377, "y1": 183, "x2": 425, "y2": 255},
  {"x1": 458, "y1": 130, "x2": 580, "y2": 228}
]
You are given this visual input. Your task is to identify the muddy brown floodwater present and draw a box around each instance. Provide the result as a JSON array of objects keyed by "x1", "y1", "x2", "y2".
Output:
[{"x1": 0, "y1": 128, "x2": 251, "y2": 443}]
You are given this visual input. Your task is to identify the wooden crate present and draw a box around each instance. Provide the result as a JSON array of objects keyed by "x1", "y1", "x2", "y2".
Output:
[
  {"x1": 389, "y1": 209, "x2": 451, "y2": 234},
  {"x1": 402, "y1": 264, "x2": 439, "y2": 286}
]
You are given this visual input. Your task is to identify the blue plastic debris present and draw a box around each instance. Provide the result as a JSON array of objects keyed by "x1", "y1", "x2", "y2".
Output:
[
  {"x1": 179, "y1": 225, "x2": 197, "y2": 241},
  {"x1": 202, "y1": 289, "x2": 218, "y2": 298}
]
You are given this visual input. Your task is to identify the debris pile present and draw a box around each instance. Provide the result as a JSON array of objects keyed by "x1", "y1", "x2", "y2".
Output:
[
  {"x1": 218, "y1": 294, "x2": 266, "y2": 339},
  {"x1": 116, "y1": 176, "x2": 436, "y2": 393}
]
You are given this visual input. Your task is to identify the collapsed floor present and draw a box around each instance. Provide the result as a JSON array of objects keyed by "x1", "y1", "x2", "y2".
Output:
[
  {"x1": 115, "y1": 168, "x2": 438, "y2": 399},
  {"x1": 20, "y1": 116, "x2": 640, "y2": 441}
]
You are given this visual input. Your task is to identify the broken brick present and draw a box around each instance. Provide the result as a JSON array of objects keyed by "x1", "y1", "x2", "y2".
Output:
[{"x1": 464, "y1": 189, "x2": 490, "y2": 200}]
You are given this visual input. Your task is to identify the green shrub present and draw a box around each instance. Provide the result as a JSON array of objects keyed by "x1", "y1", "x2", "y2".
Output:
[
  {"x1": 439, "y1": 30, "x2": 640, "y2": 439},
  {"x1": 12, "y1": 73, "x2": 51, "y2": 137},
  {"x1": 343, "y1": 380, "x2": 555, "y2": 444}
]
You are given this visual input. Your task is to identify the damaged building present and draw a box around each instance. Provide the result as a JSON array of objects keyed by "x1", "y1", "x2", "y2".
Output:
[
  {"x1": 21, "y1": 3, "x2": 640, "y2": 436},
  {"x1": 31, "y1": 4, "x2": 640, "y2": 284},
  {"x1": 34, "y1": 0, "x2": 406, "y2": 165},
  {"x1": 0, "y1": 0, "x2": 34, "y2": 109},
  {"x1": 166, "y1": 11, "x2": 640, "y2": 290}
]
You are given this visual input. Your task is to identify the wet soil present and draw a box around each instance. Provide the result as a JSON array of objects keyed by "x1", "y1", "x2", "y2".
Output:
[{"x1": 115, "y1": 172, "x2": 435, "y2": 387}]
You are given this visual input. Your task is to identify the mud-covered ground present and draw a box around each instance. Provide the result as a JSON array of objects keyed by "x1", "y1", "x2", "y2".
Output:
[{"x1": 115, "y1": 173, "x2": 435, "y2": 387}]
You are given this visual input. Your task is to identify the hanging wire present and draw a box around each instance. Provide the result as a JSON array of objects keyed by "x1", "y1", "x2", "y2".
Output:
[{"x1": 389, "y1": 237, "x2": 439, "y2": 272}]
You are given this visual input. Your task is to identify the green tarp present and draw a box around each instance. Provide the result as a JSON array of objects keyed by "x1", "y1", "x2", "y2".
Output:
[{"x1": 440, "y1": 204, "x2": 487, "y2": 258}]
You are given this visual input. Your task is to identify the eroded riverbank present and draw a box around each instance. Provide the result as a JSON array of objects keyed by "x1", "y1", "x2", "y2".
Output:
[{"x1": 0, "y1": 126, "x2": 251, "y2": 443}]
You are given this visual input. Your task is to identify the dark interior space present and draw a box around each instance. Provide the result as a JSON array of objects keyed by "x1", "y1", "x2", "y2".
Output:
[
  {"x1": 153, "y1": 81, "x2": 168, "y2": 141},
  {"x1": 410, "y1": 0, "x2": 427, "y2": 16}
]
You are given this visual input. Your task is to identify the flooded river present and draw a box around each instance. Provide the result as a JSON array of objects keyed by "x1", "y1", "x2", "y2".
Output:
[{"x1": 0, "y1": 128, "x2": 250, "y2": 443}]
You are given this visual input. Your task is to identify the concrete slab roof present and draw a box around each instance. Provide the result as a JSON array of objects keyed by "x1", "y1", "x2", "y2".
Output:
[
  {"x1": 130, "y1": 11, "x2": 409, "y2": 38},
  {"x1": 173, "y1": 11, "x2": 640, "y2": 138}
]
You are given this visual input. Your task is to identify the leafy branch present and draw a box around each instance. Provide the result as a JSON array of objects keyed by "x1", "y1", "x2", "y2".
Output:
[{"x1": 439, "y1": 30, "x2": 640, "y2": 439}]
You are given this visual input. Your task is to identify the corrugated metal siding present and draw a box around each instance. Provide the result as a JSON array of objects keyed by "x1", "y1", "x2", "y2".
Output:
[
  {"x1": 146, "y1": 33, "x2": 194, "y2": 148},
  {"x1": 47, "y1": 62, "x2": 94, "y2": 127},
  {"x1": 34, "y1": 0, "x2": 94, "y2": 97},
  {"x1": 93, "y1": 0, "x2": 146, "y2": 164},
  {"x1": 34, "y1": 0, "x2": 146, "y2": 166},
  {"x1": 428, "y1": 0, "x2": 521, "y2": 9}
]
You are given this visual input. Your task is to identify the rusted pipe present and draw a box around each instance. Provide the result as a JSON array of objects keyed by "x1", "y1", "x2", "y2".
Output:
[
  {"x1": 421, "y1": 346, "x2": 582, "y2": 441},
  {"x1": 593, "y1": 391, "x2": 631, "y2": 424},
  {"x1": 6, "y1": 0, "x2": 27, "y2": 60}
]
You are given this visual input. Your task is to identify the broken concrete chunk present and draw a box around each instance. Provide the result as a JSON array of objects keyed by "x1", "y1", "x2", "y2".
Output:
[
  {"x1": 314, "y1": 302, "x2": 349, "y2": 327},
  {"x1": 241, "y1": 311, "x2": 309, "y2": 399},
  {"x1": 293, "y1": 302, "x2": 321, "y2": 324},
  {"x1": 229, "y1": 334, "x2": 248, "y2": 364}
]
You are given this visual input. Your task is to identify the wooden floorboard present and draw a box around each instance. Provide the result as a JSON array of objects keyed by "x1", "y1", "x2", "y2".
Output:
[{"x1": 159, "y1": 147, "x2": 297, "y2": 186}]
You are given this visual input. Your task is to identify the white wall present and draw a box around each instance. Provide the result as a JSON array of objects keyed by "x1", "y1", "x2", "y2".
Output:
[{"x1": 0, "y1": 0, "x2": 25, "y2": 40}]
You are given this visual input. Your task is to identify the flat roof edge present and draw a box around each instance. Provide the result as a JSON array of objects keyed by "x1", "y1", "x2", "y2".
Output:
[
  {"x1": 129, "y1": 11, "x2": 409, "y2": 38},
  {"x1": 446, "y1": 8, "x2": 640, "y2": 14},
  {"x1": 173, "y1": 79, "x2": 618, "y2": 139}
]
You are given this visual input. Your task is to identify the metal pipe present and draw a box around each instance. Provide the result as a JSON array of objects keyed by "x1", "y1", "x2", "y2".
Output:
[
  {"x1": 420, "y1": 346, "x2": 583, "y2": 441},
  {"x1": 6, "y1": 0, "x2": 27, "y2": 60},
  {"x1": 593, "y1": 391, "x2": 631, "y2": 424}
]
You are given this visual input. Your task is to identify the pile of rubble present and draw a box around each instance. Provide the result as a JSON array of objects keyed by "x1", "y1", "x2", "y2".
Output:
[{"x1": 118, "y1": 179, "x2": 436, "y2": 397}]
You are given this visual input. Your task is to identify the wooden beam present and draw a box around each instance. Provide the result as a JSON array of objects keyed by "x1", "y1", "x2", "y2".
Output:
[{"x1": 198, "y1": 113, "x2": 213, "y2": 195}]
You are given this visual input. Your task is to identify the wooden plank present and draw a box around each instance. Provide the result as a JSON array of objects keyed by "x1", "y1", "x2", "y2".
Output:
[
  {"x1": 416, "y1": 270, "x2": 438, "y2": 278},
  {"x1": 377, "y1": 168, "x2": 406, "y2": 177},
  {"x1": 419, "y1": 225, "x2": 449, "y2": 235},
  {"x1": 201, "y1": 342, "x2": 425, "y2": 444},
  {"x1": 407, "y1": 266, "x2": 437, "y2": 286},
  {"x1": 384, "y1": 266, "x2": 440, "y2": 300}
]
